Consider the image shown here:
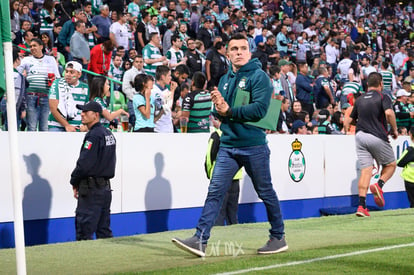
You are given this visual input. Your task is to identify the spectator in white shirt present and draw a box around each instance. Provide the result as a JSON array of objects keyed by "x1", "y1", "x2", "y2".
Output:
[
  {"x1": 392, "y1": 45, "x2": 407, "y2": 75},
  {"x1": 325, "y1": 38, "x2": 339, "y2": 77},
  {"x1": 109, "y1": 12, "x2": 132, "y2": 51}
]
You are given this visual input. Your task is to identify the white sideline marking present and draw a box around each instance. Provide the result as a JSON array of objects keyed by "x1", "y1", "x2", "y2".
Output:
[{"x1": 215, "y1": 242, "x2": 414, "y2": 275}]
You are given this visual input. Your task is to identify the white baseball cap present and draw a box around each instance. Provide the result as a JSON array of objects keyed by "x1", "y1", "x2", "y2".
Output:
[
  {"x1": 396, "y1": 89, "x2": 411, "y2": 97},
  {"x1": 65, "y1": 61, "x2": 83, "y2": 73}
]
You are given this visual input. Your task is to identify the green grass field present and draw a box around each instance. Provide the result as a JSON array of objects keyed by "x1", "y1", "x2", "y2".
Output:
[{"x1": 1, "y1": 209, "x2": 414, "y2": 274}]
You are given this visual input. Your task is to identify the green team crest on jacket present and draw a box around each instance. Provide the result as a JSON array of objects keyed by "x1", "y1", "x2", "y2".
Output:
[
  {"x1": 238, "y1": 77, "x2": 247, "y2": 89},
  {"x1": 288, "y1": 139, "x2": 306, "y2": 182}
]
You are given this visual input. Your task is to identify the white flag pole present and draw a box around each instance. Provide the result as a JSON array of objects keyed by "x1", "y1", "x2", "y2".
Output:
[{"x1": 2, "y1": 0, "x2": 27, "y2": 273}]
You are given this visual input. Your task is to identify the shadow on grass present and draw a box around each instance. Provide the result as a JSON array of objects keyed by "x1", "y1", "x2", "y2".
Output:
[
  {"x1": 107, "y1": 235, "x2": 183, "y2": 255},
  {"x1": 106, "y1": 236, "x2": 145, "y2": 245}
]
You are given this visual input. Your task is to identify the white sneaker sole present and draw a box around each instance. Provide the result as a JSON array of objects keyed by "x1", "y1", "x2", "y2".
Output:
[
  {"x1": 257, "y1": 245, "x2": 289, "y2": 255},
  {"x1": 172, "y1": 238, "x2": 206, "y2": 257},
  {"x1": 356, "y1": 211, "x2": 370, "y2": 217}
]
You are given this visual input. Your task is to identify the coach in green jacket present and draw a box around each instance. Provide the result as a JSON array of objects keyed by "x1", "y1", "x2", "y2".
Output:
[{"x1": 172, "y1": 33, "x2": 287, "y2": 257}]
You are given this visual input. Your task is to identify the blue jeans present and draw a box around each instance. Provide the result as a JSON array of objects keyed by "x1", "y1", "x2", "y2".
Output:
[
  {"x1": 48, "y1": 127, "x2": 65, "y2": 132},
  {"x1": 1, "y1": 97, "x2": 22, "y2": 130},
  {"x1": 329, "y1": 63, "x2": 338, "y2": 78},
  {"x1": 26, "y1": 94, "x2": 50, "y2": 131},
  {"x1": 127, "y1": 100, "x2": 136, "y2": 128},
  {"x1": 195, "y1": 144, "x2": 285, "y2": 243}
]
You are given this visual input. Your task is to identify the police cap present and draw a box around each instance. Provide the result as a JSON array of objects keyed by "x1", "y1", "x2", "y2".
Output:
[{"x1": 76, "y1": 101, "x2": 102, "y2": 114}]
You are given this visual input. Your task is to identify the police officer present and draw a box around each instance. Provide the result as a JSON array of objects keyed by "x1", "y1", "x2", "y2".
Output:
[{"x1": 70, "y1": 101, "x2": 116, "y2": 240}]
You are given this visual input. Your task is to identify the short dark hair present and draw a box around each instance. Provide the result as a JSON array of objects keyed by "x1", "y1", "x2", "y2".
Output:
[
  {"x1": 192, "y1": 72, "x2": 207, "y2": 89},
  {"x1": 214, "y1": 41, "x2": 225, "y2": 50},
  {"x1": 20, "y1": 19, "x2": 31, "y2": 27},
  {"x1": 171, "y1": 34, "x2": 180, "y2": 44},
  {"x1": 362, "y1": 55, "x2": 371, "y2": 61},
  {"x1": 175, "y1": 64, "x2": 190, "y2": 76},
  {"x1": 318, "y1": 67, "x2": 328, "y2": 75},
  {"x1": 134, "y1": 55, "x2": 143, "y2": 61},
  {"x1": 269, "y1": 65, "x2": 281, "y2": 76},
  {"x1": 149, "y1": 32, "x2": 159, "y2": 41},
  {"x1": 13, "y1": 46, "x2": 19, "y2": 63},
  {"x1": 141, "y1": 10, "x2": 149, "y2": 19},
  {"x1": 367, "y1": 72, "x2": 383, "y2": 88},
  {"x1": 30, "y1": 38, "x2": 44, "y2": 51},
  {"x1": 228, "y1": 33, "x2": 248, "y2": 45},
  {"x1": 23, "y1": 31, "x2": 32, "y2": 39},
  {"x1": 166, "y1": 19, "x2": 175, "y2": 29},
  {"x1": 74, "y1": 20, "x2": 85, "y2": 29},
  {"x1": 297, "y1": 61, "x2": 308, "y2": 69},
  {"x1": 155, "y1": 65, "x2": 170, "y2": 81},
  {"x1": 180, "y1": 82, "x2": 189, "y2": 91}
]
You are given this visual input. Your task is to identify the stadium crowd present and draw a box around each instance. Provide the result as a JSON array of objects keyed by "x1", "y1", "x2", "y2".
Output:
[{"x1": 1, "y1": 0, "x2": 414, "y2": 134}]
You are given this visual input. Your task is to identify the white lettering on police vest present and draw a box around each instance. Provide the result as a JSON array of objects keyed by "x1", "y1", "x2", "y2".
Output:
[{"x1": 105, "y1": 135, "x2": 116, "y2": 146}]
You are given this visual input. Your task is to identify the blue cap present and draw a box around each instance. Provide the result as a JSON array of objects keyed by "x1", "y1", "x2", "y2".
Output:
[{"x1": 292, "y1": 120, "x2": 306, "y2": 131}]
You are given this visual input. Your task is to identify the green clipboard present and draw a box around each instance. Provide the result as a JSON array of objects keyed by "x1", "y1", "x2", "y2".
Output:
[{"x1": 234, "y1": 89, "x2": 281, "y2": 131}]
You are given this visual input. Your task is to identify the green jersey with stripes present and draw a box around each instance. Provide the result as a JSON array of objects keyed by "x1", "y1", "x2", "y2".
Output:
[
  {"x1": 288, "y1": 39, "x2": 297, "y2": 58},
  {"x1": 230, "y1": 0, "x2": 243, "y2": 9},
  {"x1": 94, "y1": 97, "x2": 110, "y2": 128},
  {"x1": 109, "y1": 64, "x2": 124, "y2": 82},
  {"x1": 18, "y1": 55, "x2": 61, "y2": 94},
  {"x1": 183, "y1": 9, "x2": 191, "y2": 21},
  {"x1": 48, "y1": 79, "x2": 89, "y2": 129},
  {"x1": 179, "y1": 32, "x2": 189, "y2": 51},
  {"x1": 166, "y1": 47, "x2": 184, "y2": 66},
  {"x1": 40, "y1": 9, "x2": 54, "y2": 32},
  {"x1": 91, "y1": 0, "x2": 103, "y2": 15},
  {"x1": 342, "y1": 81, "x2": 363, "y2": 96},
  {"x1": 157, "y1": 14, "x2": 167, "y2": 27},
  {"x1": 318, "y1": 120, "x2": 332, "y2": 135},
  {"x1": 409, "y1": 103, "x2": 414, "y2": 126},
  {"x1": 128, "y1": 2, "x2": 140, "y2": 18},
  {"x1": 143, "y1": 43, "x2": 163, "y2": 76},
  {"x1": 380, "y1": 70, "x2": 394, "y2": 91},
  {"x1": 393, "y1": 101, "x2": 411, "y2": 130},
  {"x1": 182, "y1": 89, "x2": 212, "y2": 133},
  {"x1": 109, "y1": 63, "x2": 124, "y2": 90},
  {"x1": 272, "y1": 79, "x2": 283, "y2": 96},
  {"x1": 85, "y1": 14, "x2": 96, "y2": 48}
]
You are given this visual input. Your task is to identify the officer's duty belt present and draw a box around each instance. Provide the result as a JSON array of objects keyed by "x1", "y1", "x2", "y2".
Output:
[{"x1": 87, "y1": 177, "x2": 110, "y2": 188}]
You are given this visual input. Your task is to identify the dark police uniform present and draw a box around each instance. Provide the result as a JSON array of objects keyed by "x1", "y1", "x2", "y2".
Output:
[{"x1": 70, "y1": 121, "x2": 116, "y2": 240}]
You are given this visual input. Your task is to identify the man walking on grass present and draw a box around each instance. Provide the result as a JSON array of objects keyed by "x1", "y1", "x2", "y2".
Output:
[{"x1": 172, "y1": 33, "x2": 287, "y2": 257}]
